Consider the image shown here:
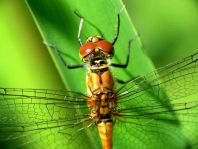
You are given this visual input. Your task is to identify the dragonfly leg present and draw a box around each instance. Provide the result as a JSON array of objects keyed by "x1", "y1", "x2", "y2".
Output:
[
  {"x1": 43, "y1": 41, "x2": 85, "y2": 69},
  {"x1": 111, "y1": 14, "x2": 120, "y2": 46},
  {"x1": 111, "y1": 5, "x2": 125, "y2": 45},
  {"x1": 115, "y1": 77, "x2": 136, "y2": 84},
  {"x1": 115, "y1": 78, "x2": 127, "y2": 84},
  {"x1": 74, "y1": 10, "x2": 104, "y2": 44},
  {"x1": 111, "y1": 39, "x2": 132, "y2": 68},
  {"x1": 76, "y1": 13, "x2": 84, "y2": 46}
]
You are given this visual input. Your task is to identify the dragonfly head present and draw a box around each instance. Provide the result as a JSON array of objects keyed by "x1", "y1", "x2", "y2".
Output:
[{"x1": 79, "y1": 36, "x2": 114, "y2": 63}]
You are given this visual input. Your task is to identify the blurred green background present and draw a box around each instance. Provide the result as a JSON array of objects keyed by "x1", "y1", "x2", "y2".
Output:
[
  {"x1": 1, "y1": 0, "x2": 198, "y2": 89},
  {"x1": 124, "y1": 0, "x2": 198, "y2": 66},
  {"x1": 0, "y1": 0, "x2": 64, "y2": 89}
]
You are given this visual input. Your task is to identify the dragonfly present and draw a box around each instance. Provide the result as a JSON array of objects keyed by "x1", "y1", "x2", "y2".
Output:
[{"x1": 0, "y1": 11, "x2": 198, "y2": 149}]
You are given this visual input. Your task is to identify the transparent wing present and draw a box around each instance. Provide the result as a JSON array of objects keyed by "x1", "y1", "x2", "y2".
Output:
[
  {"x1": 0, "y1": 88, "x2": 100, "y2": 149},
  {"x1": 114, "y1": 52, "x2": 198, "y2": 148}
]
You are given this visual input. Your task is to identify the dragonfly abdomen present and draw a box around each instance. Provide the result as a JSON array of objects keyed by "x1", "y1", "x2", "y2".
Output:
[{"x1": 97, "y1": 120, "x2": 113, "y2": 149}]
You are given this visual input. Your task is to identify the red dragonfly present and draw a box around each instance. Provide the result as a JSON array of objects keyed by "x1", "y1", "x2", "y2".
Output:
[{"x1": 0, "y1": 12, "x2": 198, "y2": 149}]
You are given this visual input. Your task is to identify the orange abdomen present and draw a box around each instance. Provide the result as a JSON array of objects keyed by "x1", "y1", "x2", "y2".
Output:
[{"x1": 97, "y1": 121, "x2": 113, "y2": 149}]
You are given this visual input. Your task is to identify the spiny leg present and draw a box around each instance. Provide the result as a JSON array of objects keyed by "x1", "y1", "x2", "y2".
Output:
[
  {"x1": 44, "y1": 41, "x2": 84, "y2": 69},
  {"x1": 112, "y1": 39, "x2": 133, "y2": 84},
  {"x1": 111, "y1": 5, "x2": 125, "y2": 46},
  {"x1": 111, "y1": 39, "x2": 132, "y2": 68},
  {"x1": 77, "y1": 15, "x2": 84, "y2": 46},
  {"x1": 74, "y1": 10, "x2": 104, "y2": 45},
  {"x1": 111, "y1": 14, "x2": 120, "y2": 46}
]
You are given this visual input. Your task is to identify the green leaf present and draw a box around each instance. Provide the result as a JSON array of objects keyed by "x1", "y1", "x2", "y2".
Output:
[{"x1": 0, "y1": 0, "x2": 63, "y2": 89}]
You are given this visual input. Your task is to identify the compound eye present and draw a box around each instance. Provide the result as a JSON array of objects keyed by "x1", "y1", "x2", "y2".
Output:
[
  {"x1": 80, "y1": 42, "x2": 96, "y2": 58},
  {"x1": 96, "y1": 40, "x2": 113, "y2": 54}
]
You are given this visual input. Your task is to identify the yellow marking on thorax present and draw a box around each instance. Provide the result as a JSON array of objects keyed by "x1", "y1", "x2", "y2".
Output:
[
  {"x1": 100, "y1": 94, "x2": 109, "y2": 115},
  {"x1": 90, "y1": 64, "x2": 109, "y2": 70}
]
